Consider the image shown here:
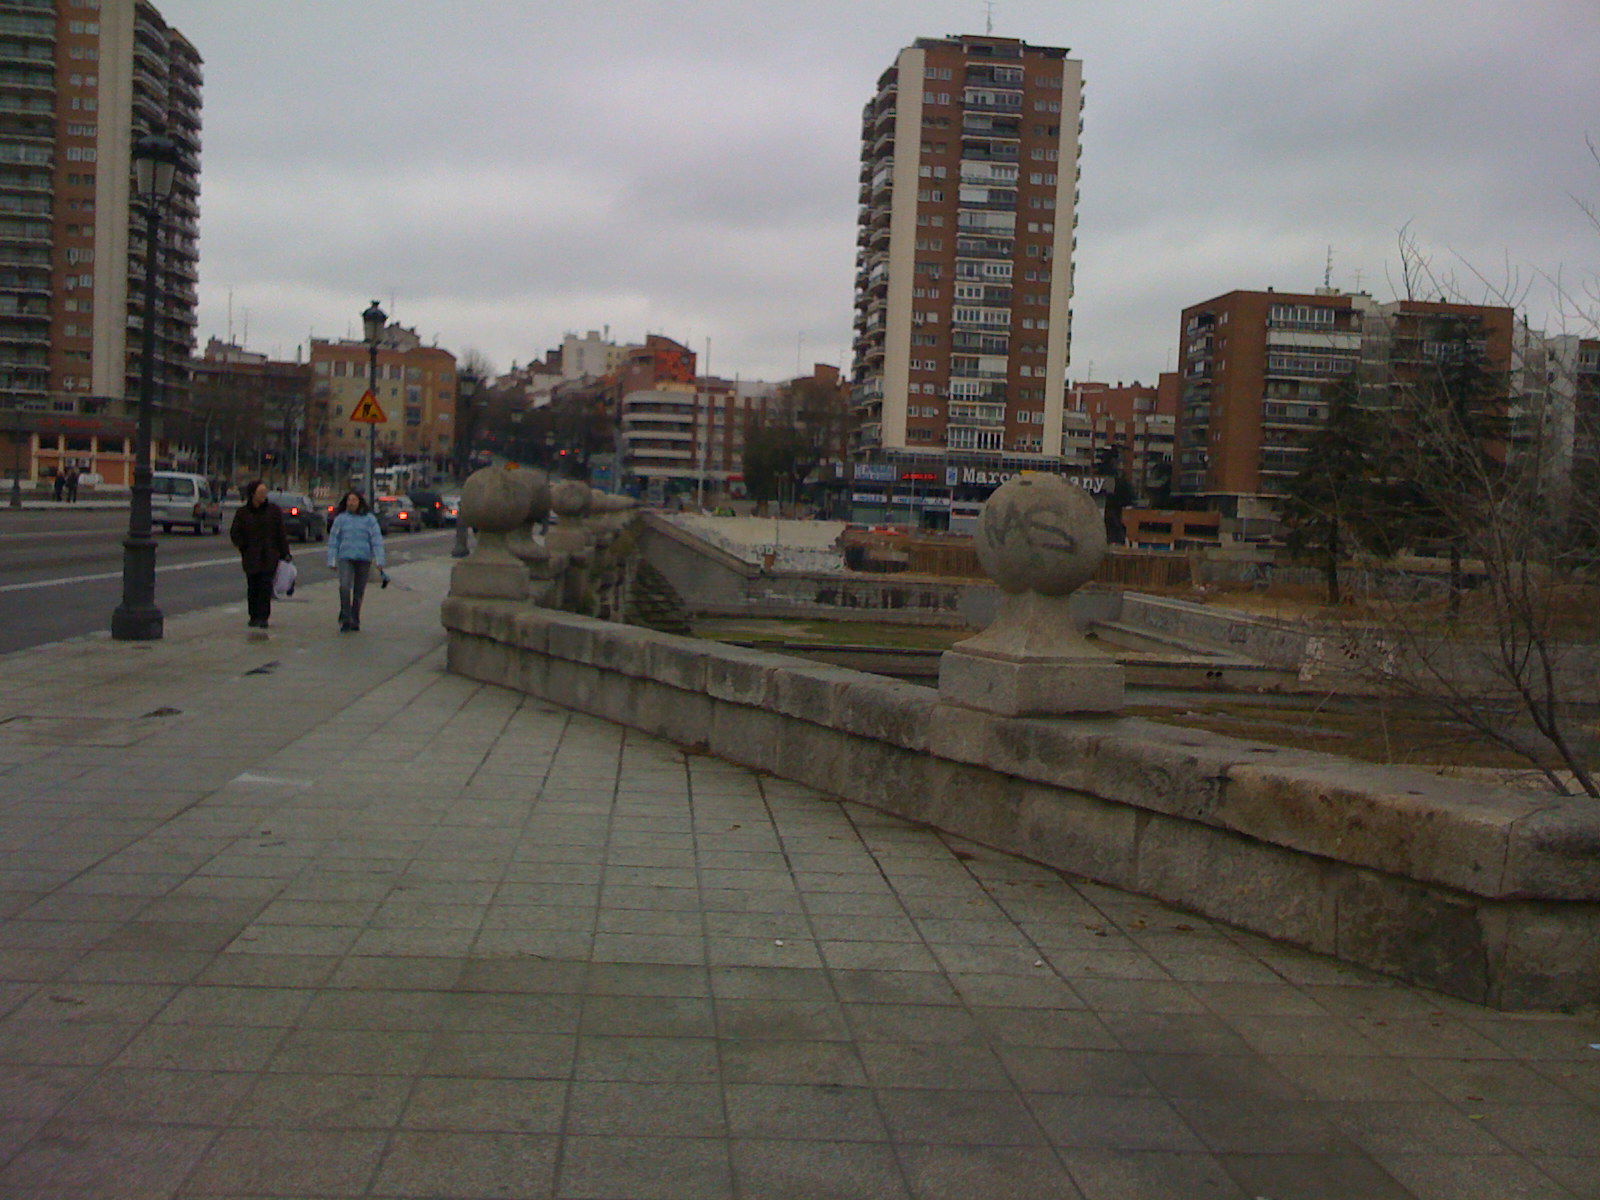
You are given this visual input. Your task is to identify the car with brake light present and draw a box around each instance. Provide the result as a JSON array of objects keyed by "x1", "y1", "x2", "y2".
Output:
[
  {"x1": 268, "y1": 491, "x2": 326, "y2": 541},
  {"x1": 373, "y1": 495, "x2": 420, "y2": 533}
]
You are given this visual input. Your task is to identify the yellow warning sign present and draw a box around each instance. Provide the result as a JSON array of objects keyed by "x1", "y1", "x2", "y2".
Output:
[{"x1": 349, "y1": 390, "x2": 387, "y2": 424}]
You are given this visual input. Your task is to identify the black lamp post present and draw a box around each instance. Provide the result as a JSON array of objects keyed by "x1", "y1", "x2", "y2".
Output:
[
  {"x1": 111, "y1": 133, "x2": 181, "y2": 641},
  {"x1": 361, "y1": 300, "x2": 385, "y2": 500}
]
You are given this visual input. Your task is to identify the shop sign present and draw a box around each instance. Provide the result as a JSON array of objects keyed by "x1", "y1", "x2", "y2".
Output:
[
  {"x1": 945, "y1": 464, "x2": 1109, "y2": 495},
  {"x1": 851, "y1": 491, "x2": 887, "y2": 503},
  {"x1": 854, "y1": 464, "x2": 896, "y2": 483}
]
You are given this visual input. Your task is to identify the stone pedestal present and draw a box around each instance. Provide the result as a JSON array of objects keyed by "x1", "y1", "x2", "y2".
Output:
[
  {"x1": 449, "y1": 542, "x2": 531, "y2": 601},
  {"x1": 448, "y1": 467, "x2": 535, "y2": 601},
  {"x1": 939, "y1": 591, "x2": 1124, "y2": 715},
  {"x1": 937, "y1": 475, "x2": 1125, "y2": 717}
]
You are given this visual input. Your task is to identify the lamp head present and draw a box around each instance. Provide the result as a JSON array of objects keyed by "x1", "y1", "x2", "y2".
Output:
[
  {"x1": 132, "y1": 133, "x2": 181, "y2": 204},
  {"x1": 362, "y1": 300, "x2": 386, "y2": 345}
]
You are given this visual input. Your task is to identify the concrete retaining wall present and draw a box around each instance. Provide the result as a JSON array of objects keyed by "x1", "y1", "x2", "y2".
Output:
[{"x1": 442, "y1": 598, "x2": 1600, "y2": 1010}]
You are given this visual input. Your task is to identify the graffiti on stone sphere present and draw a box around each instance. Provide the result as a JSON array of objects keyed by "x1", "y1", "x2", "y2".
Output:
[{"x1": 988, "y1": 498, "x2": 1079, "y2": 556}]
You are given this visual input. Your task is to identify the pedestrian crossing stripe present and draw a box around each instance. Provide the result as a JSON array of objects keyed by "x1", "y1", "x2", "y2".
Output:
[{"x1": 350, "y1": 390, "x2": 387, "y2": 423}]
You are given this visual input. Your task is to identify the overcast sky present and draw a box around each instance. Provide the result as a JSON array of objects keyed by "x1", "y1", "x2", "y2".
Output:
[{"x1": 158, "y1": 0, "x2": 1600, "y2": 386}]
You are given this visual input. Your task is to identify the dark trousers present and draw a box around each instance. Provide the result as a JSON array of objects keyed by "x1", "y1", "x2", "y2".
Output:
[
  {"x1": 245, "y1": 571, "x2": 274, "y2": 625},
  {"x1": 338, "y1": 559, "x2": 371, "y2": 628}
]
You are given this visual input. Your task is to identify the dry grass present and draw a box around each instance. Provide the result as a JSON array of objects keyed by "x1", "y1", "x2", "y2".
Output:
[{"x1": 1125, "y1": 696, "x2": 1540, "y2": 771}]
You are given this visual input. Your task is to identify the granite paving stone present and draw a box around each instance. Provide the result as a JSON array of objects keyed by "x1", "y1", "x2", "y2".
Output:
[{"x1": 1, "y1": 557, "x2": 1596, "y2": 1198}]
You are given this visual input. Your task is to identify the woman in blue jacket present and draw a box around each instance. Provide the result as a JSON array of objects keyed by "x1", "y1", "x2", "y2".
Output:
[{"x1": 326, "y1": 490, "x2": 386, "y2": 632}]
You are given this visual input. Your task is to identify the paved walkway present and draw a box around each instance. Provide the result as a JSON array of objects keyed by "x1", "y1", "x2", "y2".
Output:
[{"x1": 0, "y1": 559, "x2": 1596, "y2": 1200}]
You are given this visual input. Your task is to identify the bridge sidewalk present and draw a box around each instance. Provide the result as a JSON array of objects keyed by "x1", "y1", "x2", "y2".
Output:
[{"x1": 0, "y1": 560, "x2": 1595, "y2": 1199}]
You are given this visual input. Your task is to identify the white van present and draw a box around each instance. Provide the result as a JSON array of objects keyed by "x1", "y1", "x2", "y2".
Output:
[{"x1": 151, "y1": 471, "x2": 223, "y2": 535}]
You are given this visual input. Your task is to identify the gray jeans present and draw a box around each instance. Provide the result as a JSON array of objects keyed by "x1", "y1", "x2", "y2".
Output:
[{"x1": 337, "y1": 559, "x2": 372, "y2": 628}]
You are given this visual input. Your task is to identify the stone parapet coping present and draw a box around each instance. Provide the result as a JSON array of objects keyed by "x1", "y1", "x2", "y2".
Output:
[{"x1": 441, "y1": 597, "x2": 1600, "y2": 1010}]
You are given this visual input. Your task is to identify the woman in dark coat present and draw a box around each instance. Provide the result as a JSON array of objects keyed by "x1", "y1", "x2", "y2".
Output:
[{"x1": 229, "y1": 479, "x2": 291, "y2": 635}]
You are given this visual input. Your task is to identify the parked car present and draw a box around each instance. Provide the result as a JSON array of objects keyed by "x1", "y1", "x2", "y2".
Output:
[
  {"x1": 406, "y1": 489, "x2": 448, "y2": 528},
  {"x1": 268, "y1": 491, "x2": 326, "y2": 542},
  {"x1": 374, "y1": 495, "x2": 420, "y2": 533},
  {"x1": 151, "y1": 470, "x2": 223, "y2": 535}
]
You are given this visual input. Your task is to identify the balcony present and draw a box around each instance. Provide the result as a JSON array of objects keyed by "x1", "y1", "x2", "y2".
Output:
[
  {"x1": 621, "y1": 424, "x2": 693, "y2": 441},
  {"x1": 953, "y1": 241, "x2": 1011, "y2": 261},
  {"x1": 0, "y1": 61, "x2": 51, "y2": 94},
  {"x1": 960, "y1": 116, "x2": 1021, "y2": 139},
  {"x1": 0, "y1": 323, "x2": 49, "y2": 348},
  {"x1": 624, "y1": 445, "x2": 695, "y2": 463},
  {"x1": 951, "y1": 333, "x2": 1008, "y2": 355},
  {"x1": 947, "y1": 404, "x2": 1006, "y2": 427}
]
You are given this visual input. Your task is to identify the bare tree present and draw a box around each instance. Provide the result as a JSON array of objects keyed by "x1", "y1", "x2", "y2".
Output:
[
  {"x1": 1338, "y1": 319, "x2": 1600, "y2": 796},
  {"x1": 1325, "y1": 151, "x2": 1600, "y2": 796}
]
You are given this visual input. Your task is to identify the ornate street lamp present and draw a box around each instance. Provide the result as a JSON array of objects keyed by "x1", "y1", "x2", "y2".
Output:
[
  {"x1": 361, "y1": 300, "x2": 385, "y2": 500},
  {"x1": 111, "y1": 133, "x2": 182, "y2": 641}
]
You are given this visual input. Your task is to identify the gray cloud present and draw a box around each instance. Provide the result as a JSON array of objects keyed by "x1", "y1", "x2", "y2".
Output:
[{"x1": 164, "y1": 0, "x2": 1600, "y2": 381}]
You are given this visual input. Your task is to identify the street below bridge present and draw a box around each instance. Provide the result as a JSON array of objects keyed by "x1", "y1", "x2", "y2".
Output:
[{"x1": 0, "y1": 506, "x2": 457, "y2": 654}]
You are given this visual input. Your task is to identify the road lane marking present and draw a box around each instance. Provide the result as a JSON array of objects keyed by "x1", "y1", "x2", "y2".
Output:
[{"x1": 0, "y1": 555, "x2": 239, "y2": 594}]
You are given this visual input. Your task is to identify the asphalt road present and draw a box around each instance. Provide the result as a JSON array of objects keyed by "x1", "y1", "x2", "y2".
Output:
[{"x1": 0, "y1": 506, "x2": 457, "y2": 654}]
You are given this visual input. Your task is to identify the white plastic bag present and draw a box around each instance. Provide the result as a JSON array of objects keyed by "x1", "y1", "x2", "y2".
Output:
[{"x1": 272, "y1": 558, "x2": 297, "y2": 598}]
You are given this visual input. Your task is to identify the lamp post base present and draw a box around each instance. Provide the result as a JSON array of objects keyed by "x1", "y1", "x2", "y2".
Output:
[
  {"x1": 110, "y1": 604, "x2": 164, "y2": 641},
  {"x1": 111, "y1": 536, "x2": 164, "y2": 641}
]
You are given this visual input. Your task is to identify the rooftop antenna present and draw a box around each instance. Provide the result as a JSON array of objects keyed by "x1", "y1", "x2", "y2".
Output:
[
  {"x1": 1323, "y1": 246, "x2": 1333, "y2": 289},
  {"x1": 985, "y1": 0, "x2": 996, "y2": 34}
]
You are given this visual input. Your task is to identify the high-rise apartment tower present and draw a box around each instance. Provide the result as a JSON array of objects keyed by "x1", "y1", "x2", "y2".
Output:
[
  {"x1": 851, "y1": 34, "x2": 1083, "y2": 469},
  {"x1": 0, "y1": 0, "x2": 201, "y2": 427}
]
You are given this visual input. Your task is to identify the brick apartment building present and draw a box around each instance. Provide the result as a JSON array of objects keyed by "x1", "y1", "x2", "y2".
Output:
[
  {"x1": 310, "y1": 322, "x2": 456, "y2": 480},
  {"x1": 1063, "y1": 374, "x2": 1179, "y2": 503},
  {"x1": 849, "y1": 32, "x2": 1084, "y2": 518},
  {"x1": 0, "y1": 0, "x2": 202, "y2": 486},
  {"x1": 613, "y1": 335, "x2": 848, "y2": 501},
  {"x1": 1174, "y1": 288, "x2": 1518, "y2": 539}
]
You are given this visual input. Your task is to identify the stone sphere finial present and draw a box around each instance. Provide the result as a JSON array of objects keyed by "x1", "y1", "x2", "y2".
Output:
[
  {"x1": 975, "y1": 474, "x2": 1106, "y2": 597},
  {"x1": 940, "y1": 473, "x2": 1123, "y2": 715},
  {"x1": 459, "y1": 463, "x2": 532, "y2": 535},
  {"x1": 549, "y1": 479, "x2": 592, "y2": 520}
]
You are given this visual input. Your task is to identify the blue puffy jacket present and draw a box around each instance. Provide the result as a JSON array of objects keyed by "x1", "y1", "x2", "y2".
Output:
[{"x1": 327, "y1": 512, "x2": 386, "y2": 567}]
